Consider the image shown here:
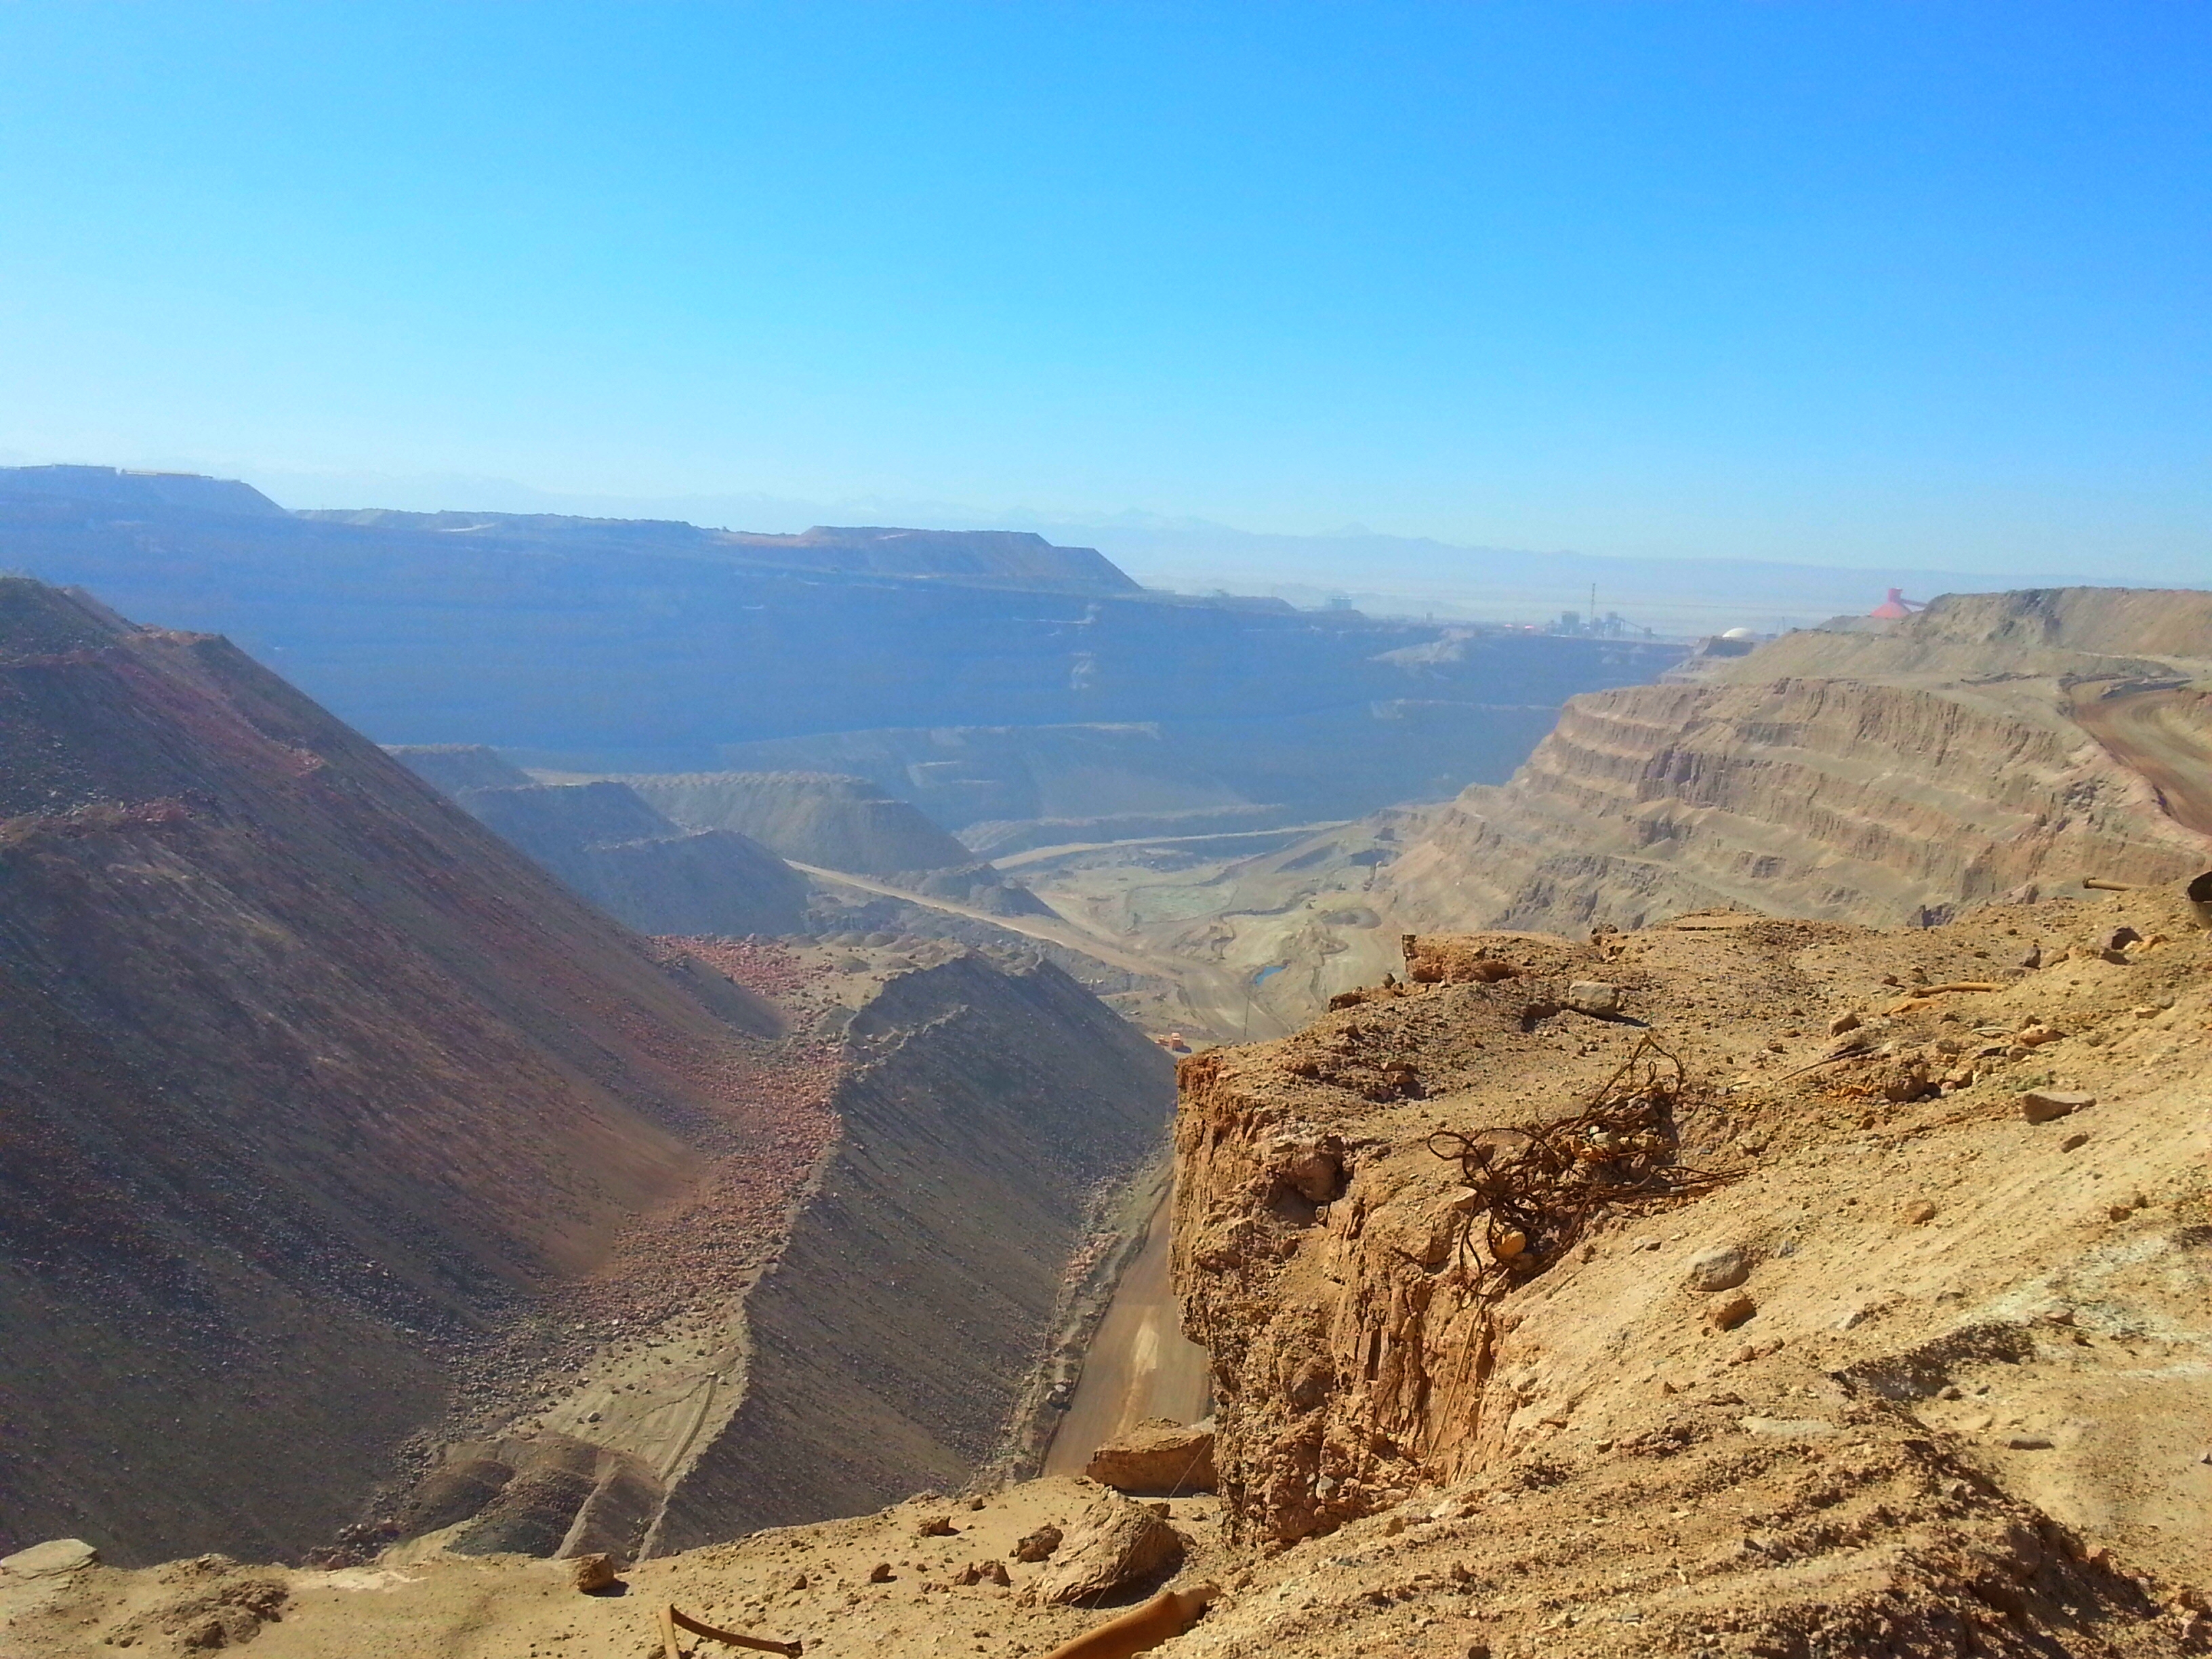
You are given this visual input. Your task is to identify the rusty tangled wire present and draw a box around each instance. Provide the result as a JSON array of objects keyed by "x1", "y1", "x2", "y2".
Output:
[{"x1": 1425, "y1": 1034, "x2": 1736, "y2": 1301}]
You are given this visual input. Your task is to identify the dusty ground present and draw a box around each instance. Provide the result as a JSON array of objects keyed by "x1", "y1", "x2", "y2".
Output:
[
  {"x1": 1, "y1": 1481, "x2": 1231, "y2": 1659},
  {"x1": 1169, "y1": 884, "x2": 2212, "y2": 1656}
]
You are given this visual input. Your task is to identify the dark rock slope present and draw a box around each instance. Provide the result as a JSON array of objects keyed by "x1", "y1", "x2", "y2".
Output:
[
  {"x1": 654, "y1": 952, "x2": 1172, "y2": 1547},
  {"x1": 0, "y1": 581, "x2": 827, "y2": 1563}
]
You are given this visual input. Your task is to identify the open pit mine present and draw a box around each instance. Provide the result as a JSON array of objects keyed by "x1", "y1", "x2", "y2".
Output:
[{"x1": 4, "y1": 560, "x2": 2210, "y2": 1659}]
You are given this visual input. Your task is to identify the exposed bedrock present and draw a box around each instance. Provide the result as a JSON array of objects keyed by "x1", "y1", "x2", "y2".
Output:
[
  {"x1": 1385, "y1": 589, "x2": 2212, "y2": 935},
  {"x1": 1171, "y1": 903, "x2": 2212, "y2": 1598}
]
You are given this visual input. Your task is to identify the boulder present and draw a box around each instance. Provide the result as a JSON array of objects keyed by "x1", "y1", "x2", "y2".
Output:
[
  {"x1": 1, "y1": 1539, "x2": 97, "y2": 1578},
  {"x1": 1036, "y1": 1494, "x2": 1183, "y2": 1604},
  {"x1": 1706, "y1": 1293, "x2": 1757, "y2": 1331},
  {"x1": 567, "y1": 1553, "x2": 617, "y2": 1593},
  {"x1": 1084, "y1": 1417, "x2": 1217, "y2": 1494}
]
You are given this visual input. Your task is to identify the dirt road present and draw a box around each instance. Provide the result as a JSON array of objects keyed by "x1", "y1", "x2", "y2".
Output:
[
  {"x1": 2070, "y1": 687, "x2": 2212, "y2": 836},
  {"x1": 790, "y1": 861, "x2": 1292, "y2": 1042},
  {"x1": 1042, "y1": 1186, "x2": 1210, "y2": 1475}
]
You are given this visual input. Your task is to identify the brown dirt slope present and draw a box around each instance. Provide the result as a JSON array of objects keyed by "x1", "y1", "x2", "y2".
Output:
[
  {"x1": 1383, "y1": 587, "x2": 2212, "y2": 935},
  {"x1": 0, "y1": 580, "x2": 831, "y2": 1565},
  {"x1": 1168, "y1": 887, "x2": 2210, "y2": 1654}
]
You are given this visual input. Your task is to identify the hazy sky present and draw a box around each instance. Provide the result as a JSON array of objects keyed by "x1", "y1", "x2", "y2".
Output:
[{"x1": 2, "y1": 3, "x2": 2205, "y2": 574}]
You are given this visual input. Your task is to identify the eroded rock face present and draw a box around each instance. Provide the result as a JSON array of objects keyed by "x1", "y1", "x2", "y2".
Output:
[
  {"x1": 1381, "y1": 592, "x2": 2212, "y2": 936},
  {"x1": 1171, "y1": 896, "x2": 2212, "y2": 1576}
]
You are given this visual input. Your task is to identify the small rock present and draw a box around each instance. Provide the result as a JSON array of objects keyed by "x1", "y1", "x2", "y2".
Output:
[
  {"x1": 2108, "y1": 1204, "x2": 2133, "y2": 1222},
  {"x1": 1565, "y1": 981, "x2": 1620, "y2": 1017},
  {"x1": 967, "y1": 1496, "x2": 987, "y2": 1511},
  {"x1": 1013, "y1": 1525, "x2": 1063, "y2": 1563},
  {"x1": 2005, "y1": 1434, "x2": 2055, "y2": 1450},
  {"x1": 982, "y1": 1559, "x2": 1012, "y2": 1586},
  {"x1": 1902, "y1": 1200, "x2": 1937, "y2": 1225},
  {"x1": 2019, "y1": 1088, "x2": 2095, "y2": 1124},
  {"x1": 1738, "y1": 1416, "x2": 1837, "y2": 1439},
  {"x1": 2060, "y1": 1131, "x2": 2089, "y2": 1151},
  {"x1": 0, "y1": 1540, "x2": 98, "y2": 1578},
  {"x1": 567, "y1": 1553, "x2": 618, "y2": 1593},
  {"x1": 953, "y1": 1563, "x2": 982, "y2": 1586},
  {"x1": 1684, "y1": 1244, "x2": 1751, "y2": 1293},
  {"x1": 918, "y1": 1513, "x2": 956, "y2": 1536},
  {"x1": 2103, "y1": 925, "x2": 2143, "y2": 952},
  {"x1": 2019, "y1": 943, "x2": 2042, "y2": 970},
  {"x1": 1877, "y1": 1057, "x2": 1936, "y2": 1103},
  {"x1": 1707, "y1": 1292, "x2": 1757, "y2": 1331},
  {"x1": 1828, "y1": 1010, "x2": 1862, "y2": 1036},
  {"x1": 868, "y1": 1562, "x2": 895, "y2": 1583}
]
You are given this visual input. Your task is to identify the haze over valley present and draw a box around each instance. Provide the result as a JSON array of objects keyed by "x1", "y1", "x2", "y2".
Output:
[{"x1": 5, "y1": 7, "x2": 2210, "y2": 1657}]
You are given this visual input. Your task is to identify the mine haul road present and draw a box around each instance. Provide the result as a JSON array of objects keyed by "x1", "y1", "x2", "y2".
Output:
[{"x1": 787, "y1": 861, "x2": 1291, "y2": 1042}]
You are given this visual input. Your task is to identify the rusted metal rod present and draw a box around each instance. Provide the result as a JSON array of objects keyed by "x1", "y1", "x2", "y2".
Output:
[{"x1": 659, "y1": 1601, "x2": 802, "y2": 1659}]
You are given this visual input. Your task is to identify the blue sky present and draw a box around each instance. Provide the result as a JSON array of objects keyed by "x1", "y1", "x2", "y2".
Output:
[{"x1": 1, "y1": 3, "x2": 2206, "y2": 575}]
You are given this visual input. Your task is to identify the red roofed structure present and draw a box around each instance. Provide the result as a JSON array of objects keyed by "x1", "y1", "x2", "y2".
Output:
[{"x1": 1870, "y1": 587, "x2": 1923, "y2": 619}]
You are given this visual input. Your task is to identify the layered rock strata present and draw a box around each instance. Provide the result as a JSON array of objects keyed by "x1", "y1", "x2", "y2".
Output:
[{"x1": 1383, "y1": 588, "x2": 2212, "y2": 935}]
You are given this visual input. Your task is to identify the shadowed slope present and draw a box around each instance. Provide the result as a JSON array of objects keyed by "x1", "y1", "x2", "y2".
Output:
[{"x1": 0, "y1": 581, "x2": 825, "y2": 1564}]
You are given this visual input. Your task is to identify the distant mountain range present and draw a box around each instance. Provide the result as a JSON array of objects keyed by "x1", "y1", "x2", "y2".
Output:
[
  {"x1": 96, "y1": 459, "x2": 2187, "y2": 636},
  {"x1": 0, "y1": 464, "x2": 1685, "y2": 816}
]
